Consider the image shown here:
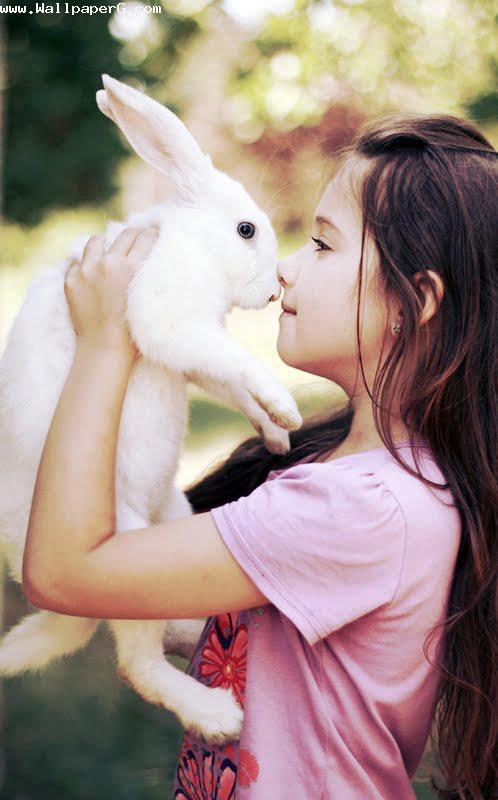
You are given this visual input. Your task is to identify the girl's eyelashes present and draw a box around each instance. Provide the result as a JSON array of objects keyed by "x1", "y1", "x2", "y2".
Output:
[{"x1": 311, "y1": 235, "x2": 332, "y2": 253}]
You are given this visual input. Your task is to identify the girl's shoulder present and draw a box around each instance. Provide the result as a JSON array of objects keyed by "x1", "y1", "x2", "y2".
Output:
[
  {"x1": 265, "y1": 439, "x2": 457, "y2": 529},
  {"x1": 268, "y1": 439, "x2": 444, "y2": 488}
]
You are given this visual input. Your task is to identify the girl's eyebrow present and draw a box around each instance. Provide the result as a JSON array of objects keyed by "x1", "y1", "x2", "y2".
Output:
[{"x1": 315, "y1": 214, "x2": 342, "y2": 235}]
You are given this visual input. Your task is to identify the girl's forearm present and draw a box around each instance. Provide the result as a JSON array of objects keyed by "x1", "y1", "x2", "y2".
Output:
[{"x1": 23, "y1": 341, "x2": 134, "y2": 591}]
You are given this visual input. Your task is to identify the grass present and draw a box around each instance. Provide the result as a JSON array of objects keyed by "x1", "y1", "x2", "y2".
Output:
[{"x1": 1, "y1": 580, "x2": 185, "y2": 799}]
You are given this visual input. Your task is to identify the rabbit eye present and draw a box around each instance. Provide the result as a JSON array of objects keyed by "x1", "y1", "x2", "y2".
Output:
[{"x1": 237, "y1": 221, "x2": 256, "y2": 240}]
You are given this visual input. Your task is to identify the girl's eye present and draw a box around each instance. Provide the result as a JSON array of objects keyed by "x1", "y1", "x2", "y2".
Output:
[{"x1": 311, "y1": 236, "x2": 331, "y2": 252}]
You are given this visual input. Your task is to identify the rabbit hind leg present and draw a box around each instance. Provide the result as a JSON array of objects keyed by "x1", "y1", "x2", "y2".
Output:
[
  {"x1": 0, "y1": 609, "x2": 99, "y2": 676},
  {"x1": 108, "y1": 617, "x2": 243, "y2": 744},
  {"x1": 110, "y1": 488, "x2": 241, "y2": 742}
]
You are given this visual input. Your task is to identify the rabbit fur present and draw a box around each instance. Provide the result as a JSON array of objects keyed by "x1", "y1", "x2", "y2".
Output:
[{"x1": 0, "y1": 74, "x2": 302, "y2": 744}]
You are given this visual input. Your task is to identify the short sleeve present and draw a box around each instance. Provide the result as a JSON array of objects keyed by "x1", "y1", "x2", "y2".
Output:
[{"x1": 210, "y1": 462, "x2": 406, "y2": 646}]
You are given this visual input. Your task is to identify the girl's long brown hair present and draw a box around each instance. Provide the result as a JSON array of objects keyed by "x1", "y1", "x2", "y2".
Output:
[{"x1": 185, "y1": 113, "x2": 497, "y2": 799}]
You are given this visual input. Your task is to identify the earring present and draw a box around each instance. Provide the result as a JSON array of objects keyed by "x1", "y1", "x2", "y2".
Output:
[{"x1": 392, "y1": 322, "x2": 401, "y2": 334}]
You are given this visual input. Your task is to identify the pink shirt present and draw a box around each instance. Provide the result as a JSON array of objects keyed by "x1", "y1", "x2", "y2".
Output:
[{"x1": 173, "y1": 441, "x2": 461, "y2": 799}]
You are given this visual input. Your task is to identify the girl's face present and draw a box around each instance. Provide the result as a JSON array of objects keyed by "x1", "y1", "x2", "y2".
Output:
[{"x1": 276, "y1": 158, "x2": 392, "y2": 396}]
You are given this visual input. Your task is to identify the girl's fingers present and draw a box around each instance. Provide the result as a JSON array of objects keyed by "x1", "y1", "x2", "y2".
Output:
[
  {"x1": 106, "y1": 227, "x2": 143, "y2": 258},
  {"x1": 67, "y1": 226, "x2": 159, "y2": 290},
  {"x1": 127, "y1": 227, "x2": 159, "y2": 261},
  {"x1": 64, "y1": 257, "x2": 78, "y2": 276},
  {"x1": 64, "y1": 259, "x2": 79, "y2": 290},
  {"x1": 80, "y1": 235, "x2": 105, "y2": 277}
]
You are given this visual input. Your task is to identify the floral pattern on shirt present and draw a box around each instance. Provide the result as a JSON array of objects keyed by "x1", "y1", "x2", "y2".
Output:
[
  {"x1": 198, "y1": 612, "x2": 247, "y2": 708},
  {"x1": 173, "y1": 610, "x2": 259, "y2": 799},
  {"x1": 174, "y1": 746, "x2": 237, "y2": 799}
]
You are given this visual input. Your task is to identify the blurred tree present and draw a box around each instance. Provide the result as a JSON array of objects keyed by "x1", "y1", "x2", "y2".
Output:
[
  {"x1": 224, "y1": 0, "x2": 498, "y2": 138},
  {"x1": 5, "y1": 0, "x2": 496, "y2": 225},
  {"x1": 4, "y1": 0, "x2": 200, "y2": 225}
]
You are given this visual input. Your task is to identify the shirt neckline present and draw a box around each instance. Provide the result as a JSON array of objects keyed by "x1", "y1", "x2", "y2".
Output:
[{"x1": 268, "y1": 438, "x2": 430, "y2": 476}]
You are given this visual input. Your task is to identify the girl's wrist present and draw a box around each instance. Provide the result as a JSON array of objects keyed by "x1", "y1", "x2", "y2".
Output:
[{"x1": 75, "y1": 332, "x2": 138, "y2": 366}]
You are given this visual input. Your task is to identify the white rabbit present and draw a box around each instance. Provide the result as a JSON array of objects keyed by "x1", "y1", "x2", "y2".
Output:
[{"x1": 0, "y1": 74, "x2": 302, "y2": 744}]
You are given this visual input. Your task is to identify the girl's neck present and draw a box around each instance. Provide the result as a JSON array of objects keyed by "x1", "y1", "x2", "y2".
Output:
[{"x1": 319, "y1": 425, "x2": 417, "y2": 463}]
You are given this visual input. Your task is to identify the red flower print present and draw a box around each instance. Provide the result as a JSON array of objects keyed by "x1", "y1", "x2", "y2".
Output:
[
  {"x1": 175, "y1": 748, "x2": 237, "y2": 799},
  {"x1": 238, "y1": 749, "x2": 259, "y2": 788},
  {"x1": 199, "y1": 620, "x2": 248, "y2": 708}
]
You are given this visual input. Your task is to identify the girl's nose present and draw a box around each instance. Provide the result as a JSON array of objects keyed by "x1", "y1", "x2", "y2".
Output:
[
  {"x1": 277, "y1": 261, "x2": 289, "y2": 288},
  {"x1": 270, "y1": 260, "x2": 288, "y2": 302}
]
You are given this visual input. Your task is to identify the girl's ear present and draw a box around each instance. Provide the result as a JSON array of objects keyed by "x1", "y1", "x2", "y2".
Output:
[
  {"x1": 413, "y1": 269, "x2": 445, "y2": 328},
  {"x1": 97, "y1": 74, "x2": 212, "y2": 203}
]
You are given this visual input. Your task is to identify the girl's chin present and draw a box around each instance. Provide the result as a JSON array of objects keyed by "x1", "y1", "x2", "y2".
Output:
[{"x1": 276, "y1": 335, "x2": 298, "y2": 367}]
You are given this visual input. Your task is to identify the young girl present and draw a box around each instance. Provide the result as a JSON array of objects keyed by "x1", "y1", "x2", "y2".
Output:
[{"x1": 23, "y1": 112, "x2": 496, "y2": 800}]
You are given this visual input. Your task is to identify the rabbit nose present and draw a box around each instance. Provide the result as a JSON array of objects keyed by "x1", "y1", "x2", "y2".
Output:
[{"x1": 269, "y1": 286, "x2": 282, "y2": 303}]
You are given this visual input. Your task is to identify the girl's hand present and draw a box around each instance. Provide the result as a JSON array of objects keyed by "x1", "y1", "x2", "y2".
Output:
[{"x1": 64, "y1": 226, "x2": 159, "y2": 362}]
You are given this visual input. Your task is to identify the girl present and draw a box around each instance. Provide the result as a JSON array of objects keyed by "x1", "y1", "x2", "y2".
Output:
[{"x1": 23, "y1": 113, "x2": 496, "y2": 800}]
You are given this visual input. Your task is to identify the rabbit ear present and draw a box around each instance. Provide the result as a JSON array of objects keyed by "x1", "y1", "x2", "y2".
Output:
[
  {"x1": 99, "y1": 74, "x2": 211, "y2": 202},
  {"x1": 96, "y1": 88, "x2": 119, "y2": 124}
]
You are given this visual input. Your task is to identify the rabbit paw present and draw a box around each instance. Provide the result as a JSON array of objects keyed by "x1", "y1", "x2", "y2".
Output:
[
  {"x1": 246, "y1": 375, "x2": 302, "y2": 431},
  {"x1": 179, "y1": 686, "x2": 244, "y2": 746},
  {"x1": 260, "y1": 420, "x2": 291, "y2": 454}
]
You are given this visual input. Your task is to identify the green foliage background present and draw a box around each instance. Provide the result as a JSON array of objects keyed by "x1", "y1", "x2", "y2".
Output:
[
  {"x1": 4, "y1": 0, "x2": 497, "y2": 226},
  {"x1": 4, "y1": 0, "x2": 198, "y2": 224}
]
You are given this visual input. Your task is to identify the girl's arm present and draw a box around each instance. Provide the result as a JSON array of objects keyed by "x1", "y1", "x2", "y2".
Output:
[{"x1": 22, "y1": 227, "x2": 268, "y2": 620}]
